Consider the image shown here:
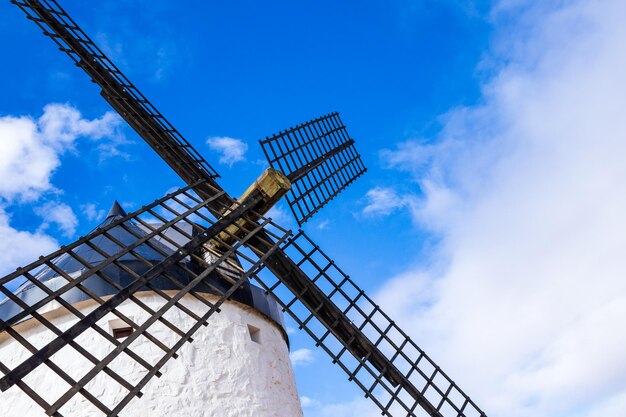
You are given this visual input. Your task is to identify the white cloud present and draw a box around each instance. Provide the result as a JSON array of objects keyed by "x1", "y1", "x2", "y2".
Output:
[
  {"x1": 361, "y1": 186, "x2": 417, "y2": 218},
  {"x1": 38, "y1": 103, "x2": 122, "y2": 146},
  {"x1": 299, "y1": 396, "x2": 320, "y2": 408},
  {"x1": 80, "y1": 203, "x2": 106, "y2": 223},
  {"x1": 34, "y1": 202, "x2": 78, "y2": 238},
  {"x1": 380, "y1": 140, "x2": 436, "y2": 173},
  {"x1": 0, "y1": 115, "x2": 59, "y2": 202},
  {"x1": 289, "y1": 348, "x2": 314, "y2": 367},
  {"x1": 0, "y1": 103, "x2": 124, "y2": 203},
  {"x1": 0, "y1": 104, "x2": 123, "y2": 276},
  {"x1": 266, "y1": 204, "x2": 293, "y2": 226},
  {"x1": 0, "y1": 208, "x2": 58, "y2": 277},
  {"x1": 206, "y1": 136, "x2": 248, "y2": 166},
  {"x1": 316, "y1": 219, "x2": 330, "y2": 230},
  {"x1": 265, "y1": 203, "x2": 298, "y2": 230},
  {"x1": 376, "y1": 1, "x2": 626, "y2": 416}
]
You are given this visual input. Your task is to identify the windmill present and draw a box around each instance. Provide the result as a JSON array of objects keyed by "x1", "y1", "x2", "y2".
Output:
[{"x1": 0, "y1": 1, "x2": 488, "y2": 416}]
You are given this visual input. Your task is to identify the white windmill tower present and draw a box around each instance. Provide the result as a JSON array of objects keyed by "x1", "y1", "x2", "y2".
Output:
[
  {"x1": 1, "y1": 1, "x2": 488, "y2": 417},
  {"x1": 0, "y1": 200, "x2": 303, "y2": 416}
]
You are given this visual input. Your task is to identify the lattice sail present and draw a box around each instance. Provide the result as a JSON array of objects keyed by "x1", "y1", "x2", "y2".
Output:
[
  {"x1": 251, "y1": 231, "x2": 487, "y2": 417},
  {"x1": 260, "y1": 112, "x2": 367, "y2": 226},
  {"x1": 11, "y1": 0, "x2": 221, "y2": 188},
  {"x1": 0, "y1": 182, "x2": 289, "y2": 416}
]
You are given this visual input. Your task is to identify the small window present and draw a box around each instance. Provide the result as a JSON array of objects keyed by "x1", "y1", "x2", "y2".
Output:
[
  {"x1": 113, "y1": 327, "x2": 133, "y2": 339},
  {"x1": 248, "y1": 324, "x2": 261, "y2": 344},
  {"x1": 109, "y1": 317, "x2": 134, "y2": 339}
]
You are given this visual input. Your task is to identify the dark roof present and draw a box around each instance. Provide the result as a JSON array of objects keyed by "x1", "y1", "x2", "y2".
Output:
[
  {"x1": 106, "y1": 200, "x2": 127, "y2": 219},
  {"x1": 0, "y1": 201, "x2": 287, "y2": 340}
]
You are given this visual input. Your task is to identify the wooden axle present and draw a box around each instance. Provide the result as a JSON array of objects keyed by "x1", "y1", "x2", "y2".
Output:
[{"x1": 212, "y1": 168, "x2": 291, "y2": 248}]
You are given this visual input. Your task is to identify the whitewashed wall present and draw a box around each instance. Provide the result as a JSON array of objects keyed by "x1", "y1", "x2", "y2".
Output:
[{"x1": 0, "y1": 292, "x2": 303, "y2": 417}]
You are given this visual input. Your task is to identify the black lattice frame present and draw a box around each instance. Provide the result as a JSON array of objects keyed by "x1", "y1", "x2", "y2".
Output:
[
  {"x1": 251, "y1": 231, "x2": 487, "y2": 417},
  {"x1": 260, "y1": 112, "x2": 367, "y2": 226},
  {"x1": 11, "y1": 0, "x2": 221, "y2": 186},
  {"x1": 0, "y1": 182, "x2": 290, "y2": 416}
]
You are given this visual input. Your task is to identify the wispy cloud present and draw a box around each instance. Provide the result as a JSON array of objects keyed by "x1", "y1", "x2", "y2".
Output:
[
  {"x1": 376, "y1": 1, "x2": 626, "y2": 416},
  {"x1": 380, "y1": 140, "x2": 436, "y2": 173},
  {"x1": 80, "y1": 203, "x2": 106, "y2": 223},
  {"x1": 266, "y1": 204, "x2": 294, "y2": 227},
  {"x1": 316, "y1": 219, "x2": 330, "y2": 230},
  {"x1": 300, "y1": 396, "x2": 320, "y2": 408},
  {"x1": 361, "y1": 186, "x2": 417, "y2": 219},
  {"x1": 290, "y1": 348, "x2": 315, "y2": 367},
  {"x1": 96, "y1": 32, "x2": 181, "y2": 83},
  {"x1": 206, "y1": 136, "x2": 248, "y2": 166},
  {"x1": 34, "y1": 202, "x2": 78, "y2": 238},
  {"x1": 93, "y1": 2, "x2": 187, "y2": 83}
]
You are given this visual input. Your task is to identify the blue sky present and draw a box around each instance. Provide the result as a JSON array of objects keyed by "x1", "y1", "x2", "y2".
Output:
[
  {"x1": 2, "y1": 1, "x2": 626, "y2": 416},
  {"x1": 0, "y1": 0, "x2": 489, "y2": 271}
]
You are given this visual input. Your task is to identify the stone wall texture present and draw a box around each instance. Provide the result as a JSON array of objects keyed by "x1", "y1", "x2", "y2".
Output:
[{"x1": 0, "y1": 292, "x2": 303, "y2": 417}]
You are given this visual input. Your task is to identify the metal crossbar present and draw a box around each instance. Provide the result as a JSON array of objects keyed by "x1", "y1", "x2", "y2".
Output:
[
  {"x1": 11, "y1": 0, "x2": 221, "y2": 190},
  {"x1": 260, "y1": 112, "x2": 367, "y2": 225},
  {"x1": 251, "y1": 231, "x2": 487, "y2": 417},
  {"x1": 0, "y1": 183, "x2": 290, "y2": 416}
]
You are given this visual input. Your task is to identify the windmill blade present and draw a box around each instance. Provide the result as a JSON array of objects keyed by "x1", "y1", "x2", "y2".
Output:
[
  {"x1": 260, "y1": 112, "x2": 367, "y2": 226},
  {"x1": 11, "y1": 0, "x2": 223, "y2": 200},
  {"x1": 250, "y1": 231, "x2": 487, "y2": 417},
  {"x1": 0, "y1": 183, "x2": 290, "y2": 416}
]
